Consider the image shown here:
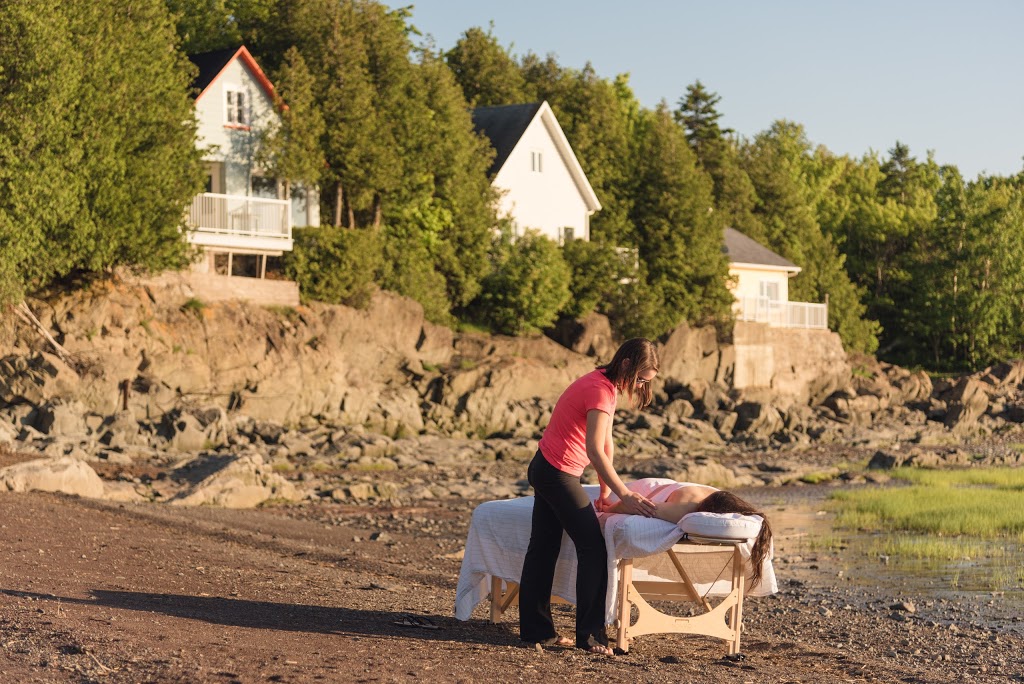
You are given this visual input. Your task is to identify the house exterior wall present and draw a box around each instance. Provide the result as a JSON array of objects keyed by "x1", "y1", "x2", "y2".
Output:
[
  {"x1": 194, "y1": 58, "x2": 277, "y2": 197},
  {"x1": 493, "y1": 116, "x2": 590, "y2": 242},
  {"x1": 728, "y1": 265, "x2": 791, "y2": 303}
]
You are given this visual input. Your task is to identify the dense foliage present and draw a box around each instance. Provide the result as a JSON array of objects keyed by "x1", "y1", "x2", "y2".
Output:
[
  {"x1": 4, "y1": 0, "x2": 1022, "y2": 371},
  {"x1": 0, "y1": 0, "x2": 203, "y2": 306}
]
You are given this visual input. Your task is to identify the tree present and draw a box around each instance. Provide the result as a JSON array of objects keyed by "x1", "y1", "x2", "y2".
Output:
[
  {"x1": 479, "y1": 232, "x2": 571, "y2": 335},
  {"x1": 629, "y1": 104, "x2": 732, "y2": 333},
  {"x1": 262, "y1": 47, "x2": 326, "y2": 199},
  {"x1": 67, "y1": 0, "x2": 204, "y2": 275},
  {"x1": 0, "y1": 0, "x2": 202, "y2": 307},
  {"x1": 741, "y1": 121, "x2": 880, "y2": 352},
  {"x1": 675, "y1": 81, "x2": 764, "y2": 242},
  {"x1": 0, "y1": 0, "x2": 83, "y2": 304},
  {"x1": 444, "y1": 25, "x2": 527, "y2": 106}
]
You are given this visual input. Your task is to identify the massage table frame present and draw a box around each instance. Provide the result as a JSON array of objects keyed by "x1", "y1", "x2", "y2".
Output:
[{"x1": 487, "y1": 535, "x2": 747, "y2": 656}]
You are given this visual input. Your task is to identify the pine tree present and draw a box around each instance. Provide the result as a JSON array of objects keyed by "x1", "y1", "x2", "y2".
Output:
[{"x1": 444, "y1": 25, "x2": 527, "y2": 107}]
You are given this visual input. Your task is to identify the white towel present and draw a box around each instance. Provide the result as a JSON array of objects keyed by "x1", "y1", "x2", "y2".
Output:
[{"x1": 454, "y1": 484, "x2": 778, "y2": 624}]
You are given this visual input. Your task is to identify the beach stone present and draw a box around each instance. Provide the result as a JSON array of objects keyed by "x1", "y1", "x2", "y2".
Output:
[
  {"x1": 0, "y1": 456, "x2": 104, "y2": 498},
  {"x1": 32, "y1": 399, "x2": 88, "y2": 437},
  {"x1": 170, "y1": 453, "x2": 299, "y2": 508}
]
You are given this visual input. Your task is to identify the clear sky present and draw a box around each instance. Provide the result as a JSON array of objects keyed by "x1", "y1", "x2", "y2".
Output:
[{"x1": 405, "y1": 0, "x2": 1024, "y2": 180}]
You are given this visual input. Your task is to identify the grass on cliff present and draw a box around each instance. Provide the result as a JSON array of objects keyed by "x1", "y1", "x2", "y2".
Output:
[{"x1": 830, "y1": 467, "x2": 1024, "y2": 544}]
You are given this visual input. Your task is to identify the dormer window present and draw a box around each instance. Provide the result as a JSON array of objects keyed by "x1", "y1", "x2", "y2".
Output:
[
  {"x1": 530, "y1": 150, "x2": 543, "y2": 173},
  {"x1": 226, "y1": 89, "x2": 248, "y2": 125}
]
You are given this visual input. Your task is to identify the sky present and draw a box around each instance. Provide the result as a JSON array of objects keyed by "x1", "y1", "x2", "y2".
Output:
[{"x1": 405, "y1": 0, "x2": 1024, "y2": 180}]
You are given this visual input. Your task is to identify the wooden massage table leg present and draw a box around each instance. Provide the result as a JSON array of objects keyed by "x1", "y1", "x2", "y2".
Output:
[
  {"x1": 616, "y1": 559, "x2": 633, "y2": 652},
  {"x1": 488, "y1": 576, "x2": 521, "y2": 623}
]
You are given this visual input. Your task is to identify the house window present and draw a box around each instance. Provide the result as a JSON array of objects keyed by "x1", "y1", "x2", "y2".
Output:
[
  {"x1": 759, "y1": 280, "x2": 780, "y2": 301},
  {"x1": 251, "y1": 175, "x2": 278, "y2": 199},
  {"x1": 530, "y1": 150, "x2": 543, "y2": 173},
  {"x1": 558, "y1": 226, "x2": 575, "y2": 244},
  {"x1": 226, "y1": 89, "x2": 247, "y2": 125}
]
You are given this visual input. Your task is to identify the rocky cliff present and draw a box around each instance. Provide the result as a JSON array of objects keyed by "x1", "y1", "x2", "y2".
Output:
[{"x1": 3, "y1": 274, "x2": 1024, "y2": 508}]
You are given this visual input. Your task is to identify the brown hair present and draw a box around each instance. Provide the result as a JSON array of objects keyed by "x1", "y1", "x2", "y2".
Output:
[
  {"x1": 695, "y1": 491, "x2": 773, "y2": 589},
  {"x1": 598, "y1": 338, "x2": 659, "y2": 409}
]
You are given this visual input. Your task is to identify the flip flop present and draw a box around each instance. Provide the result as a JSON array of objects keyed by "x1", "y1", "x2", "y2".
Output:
[{"x1": 392, "y1": 614, "x2": 440, "y2": 630}]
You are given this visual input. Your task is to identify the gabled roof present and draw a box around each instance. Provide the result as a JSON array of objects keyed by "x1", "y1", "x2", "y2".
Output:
[
  {"x1": 188, "y1": 46, "x2": 278, "y2": 104},
  {"x1": 471, "y1": 101, "x2": 601, "y2": 213},
  {"x1": 471, "y1": 103, "x2": 543, "y2": 177},
  {"x1": 723, "y1": 228, "x2": 801, "y2": 272}
]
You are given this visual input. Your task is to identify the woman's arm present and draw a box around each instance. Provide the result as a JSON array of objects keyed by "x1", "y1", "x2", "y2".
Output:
[{"x1": 587, "y1": 409, "x2": 655, "y2": 517}]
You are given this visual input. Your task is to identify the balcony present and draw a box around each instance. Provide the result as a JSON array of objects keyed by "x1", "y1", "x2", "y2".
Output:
[
  {"x1": 734, "y1": 297, "x2": 828, "y2": 330},
  {"x1": 186, "y1": 193, "x2": 292, "y2": 252}
]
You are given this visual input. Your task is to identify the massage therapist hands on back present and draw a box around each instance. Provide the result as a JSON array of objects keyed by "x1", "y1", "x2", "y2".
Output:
[{"x1": 518, "y1": 338, "x2": 659, "y2": 657}]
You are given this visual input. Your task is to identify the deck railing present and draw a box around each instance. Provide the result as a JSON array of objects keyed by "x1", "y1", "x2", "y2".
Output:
[
  {"x1": 735, "y1": 297, "x2": 828, "y2": 329},
  {"x1": 187, "y1": 193, "x2": 291, "y2": 240}
]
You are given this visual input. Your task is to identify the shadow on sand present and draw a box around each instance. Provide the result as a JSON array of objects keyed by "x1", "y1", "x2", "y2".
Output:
[{"x1": 1, "y1": 588, "x2": 524, "y2": 646}]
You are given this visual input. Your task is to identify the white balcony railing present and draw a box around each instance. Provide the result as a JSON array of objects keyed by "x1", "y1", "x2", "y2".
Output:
[
  {"x1": 187, "y1": 193, "x2": 291, "y2": 240},
  {"x1": 735, "y1": 297, "x2": 828, "y2": 329}
]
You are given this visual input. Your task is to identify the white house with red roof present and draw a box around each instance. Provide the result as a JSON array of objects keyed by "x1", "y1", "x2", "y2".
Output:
[{"x1": 185, "y1": 46, "x2": 318, "y2": 292}]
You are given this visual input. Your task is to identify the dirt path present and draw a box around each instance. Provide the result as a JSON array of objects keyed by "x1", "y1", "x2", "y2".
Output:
[{"x1": 1, "y1": 490, "x2": 1021, "y2": 683}]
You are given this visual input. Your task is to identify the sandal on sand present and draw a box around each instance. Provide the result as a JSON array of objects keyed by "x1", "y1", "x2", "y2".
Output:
[
  {"x1": 537, "y1": 636, "x2": 573, "y2": 648},
  {"x1": 583, "y1": 635, "x2": 614, "y2": 656},
  {"x1": 392, "y1": 614, "x2": 440, "y2": 630}
]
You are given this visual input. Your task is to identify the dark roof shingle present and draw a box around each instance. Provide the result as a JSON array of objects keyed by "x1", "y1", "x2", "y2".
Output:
[
  {"x1": 187, "y1": 47, "x2": 242, "y2": 97},
  {"x1": 470, "y1": 102, "x2": 543, "y2": 177},
  {"x1": 723, "y1": 228, "x2": 799, "y2": 269}
]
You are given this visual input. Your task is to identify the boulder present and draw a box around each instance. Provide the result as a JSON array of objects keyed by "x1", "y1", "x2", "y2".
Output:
[
  {"x1": 943, "y1": 377, "x2": 990, "y2": 434},
  {"x1": 170, "y1": 453, "x2": 300, "y2": 508},
  {"x1": 734, "y1": 402, "x2": 784, "y2": 439},
  {"x1": 0, "y1": 456, "x2": 104, "y2": 498},
  {"x1": 162, "y1": 411, "x2": 208, "y2": 452},
  {"x1": 32, "y1": 399, "x2": 88, "y2": 437},
  {"x1": 547, "y1": 313, "x2": 616, "y2": 360}
]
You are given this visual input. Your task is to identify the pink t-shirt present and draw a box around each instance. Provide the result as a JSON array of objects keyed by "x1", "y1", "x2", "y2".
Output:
[{"x1": 538, "y1": 369, "x2": 617, "y2": 476}]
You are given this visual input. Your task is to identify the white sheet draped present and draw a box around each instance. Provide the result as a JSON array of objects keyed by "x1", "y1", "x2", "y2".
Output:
[{"x1": 454, "y1": 482, "x2": 778, "y2": 624}]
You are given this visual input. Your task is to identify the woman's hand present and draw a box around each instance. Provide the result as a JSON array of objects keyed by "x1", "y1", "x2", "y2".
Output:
[
  {"x1": 594, "y1": 493, "x2": 613, "y2": 513},
  {"x1": 617, "y1": 491, "x2": 657, "y2": 517}
]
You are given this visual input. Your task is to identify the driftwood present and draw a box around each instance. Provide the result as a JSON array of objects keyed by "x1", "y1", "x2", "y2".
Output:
[{"x1": 14, "y1": 301, "x2": 77, "y2": 370}]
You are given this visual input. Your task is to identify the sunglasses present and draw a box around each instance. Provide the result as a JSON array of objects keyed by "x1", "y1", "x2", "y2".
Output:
[{"x1": 636, "y1": 377, "x2": 652, "y2": 386}]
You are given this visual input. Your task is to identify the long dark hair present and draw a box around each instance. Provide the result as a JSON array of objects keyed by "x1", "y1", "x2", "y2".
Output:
[
  {"x1": 695, "y1": 491, "x2": 772, "y2": 589},
  {"x1": 598, "y1": 338, "x2": 659, "y2": 409}
]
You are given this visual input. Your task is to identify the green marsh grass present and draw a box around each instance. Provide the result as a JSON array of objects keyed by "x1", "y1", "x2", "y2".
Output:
[
  {"x1": 830, "y1": 467, "x2": 1024, "y2": 591},
  {"x1": 831, "y1": 467, "x2": 1024, "y2": 539}
]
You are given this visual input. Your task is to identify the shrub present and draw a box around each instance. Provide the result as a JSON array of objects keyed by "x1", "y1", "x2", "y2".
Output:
[
  {"x1": 283, "y1": 227, "x2": 383, "y2": 308},
  {"x1": 560, "y1": 239, "x2": 628, "y2": 319},
  {"x1": 478, "y1": 231, "x2": 571, "y2": 335}
]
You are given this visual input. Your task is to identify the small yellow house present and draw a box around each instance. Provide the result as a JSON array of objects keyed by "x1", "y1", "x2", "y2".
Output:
[{"x1": 724, "y1": 228, "x2": 827, "y2": 329}]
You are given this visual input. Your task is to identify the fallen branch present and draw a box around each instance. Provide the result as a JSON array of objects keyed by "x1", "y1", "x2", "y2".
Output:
[{"x1": 14, "y1": 301, "x2": 76, "y2": 369}]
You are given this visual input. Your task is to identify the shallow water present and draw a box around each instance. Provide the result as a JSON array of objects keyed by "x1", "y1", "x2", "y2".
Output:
[{"x1": 750, "y1": 485, "x2": 1024, "y2": 637}]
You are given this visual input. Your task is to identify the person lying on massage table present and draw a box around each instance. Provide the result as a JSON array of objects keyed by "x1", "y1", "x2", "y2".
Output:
[{"x1": 599, "y1": 480, "x2": 774, "y2": 589}]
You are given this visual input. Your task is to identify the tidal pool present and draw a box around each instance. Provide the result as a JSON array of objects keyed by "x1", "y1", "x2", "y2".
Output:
[{"x1": 753, "y1": 485, "x2": 1024, "y2": 637}]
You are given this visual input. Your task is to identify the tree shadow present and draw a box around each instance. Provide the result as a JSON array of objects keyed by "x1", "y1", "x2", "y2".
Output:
[{"x1": 0, "y1": 589, "x2": 520, "y2": 646}]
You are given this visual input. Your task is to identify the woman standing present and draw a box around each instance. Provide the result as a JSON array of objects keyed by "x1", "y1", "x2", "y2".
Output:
[{"x1": 519, "y1": 338, "x2": 660, "y2": 655}]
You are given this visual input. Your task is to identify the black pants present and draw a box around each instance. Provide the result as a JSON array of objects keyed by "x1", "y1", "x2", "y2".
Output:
[{"x1": 519, "y1": 451, "x2": 608, "y2": 648}]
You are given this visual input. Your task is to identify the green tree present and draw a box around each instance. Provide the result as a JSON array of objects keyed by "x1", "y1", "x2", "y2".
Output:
[
  {"x1": 262, "y1": 46, "x2": 326, "y2": 199},
  {"x1": 479, "y1": 232, "x2": 571, "y2": 335},
  {"x1": 741, "y1": 121, "x2": 879, "y2": 352},
  {"x1": 0, "y1": 0, "x2": 83, "y2": 304},
  {"x1": 629, "y1": 104, "x2": 732, "y2": 333},
  {"x1": 283, "y1": 226, "x2": 383, "y2": 307},
  {"x1": 444, "y1": 25, "x2": 527, "y2": 107},
  {"x1": 68, "y1": 0, "x2": 204, "y2": 275},
  {"x1": 675, "y1": 80, "x2": 764, "y2": 242}
]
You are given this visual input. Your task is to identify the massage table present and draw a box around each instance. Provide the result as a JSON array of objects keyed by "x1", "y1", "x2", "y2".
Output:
[{"x1": 454, "y1": 480, "x2": 777, "y2": 655}]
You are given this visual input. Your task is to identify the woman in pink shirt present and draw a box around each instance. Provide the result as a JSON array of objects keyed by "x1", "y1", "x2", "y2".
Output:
[{"x1": 519, "y1": 338, "x2": 659, "y2": 655}]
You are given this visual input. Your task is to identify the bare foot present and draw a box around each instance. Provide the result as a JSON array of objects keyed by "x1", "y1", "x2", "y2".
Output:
[
  {"x1": 538, "y1": 636, "x2": 573, "y2": 647},
  {"x1": 585, "y1": 635, "x2": 614, "y2": 656}
]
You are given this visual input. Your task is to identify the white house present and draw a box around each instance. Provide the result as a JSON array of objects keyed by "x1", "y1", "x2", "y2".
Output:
[
  {"x1": 471, "y1": 101, "x2": 601, "y2": 243},
  {"x1": 724, "y1": 228, "x2": 827, "y2": 329},
  {"x1": 185, "y1": 46, "x2": 318, "y2": 295}
]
